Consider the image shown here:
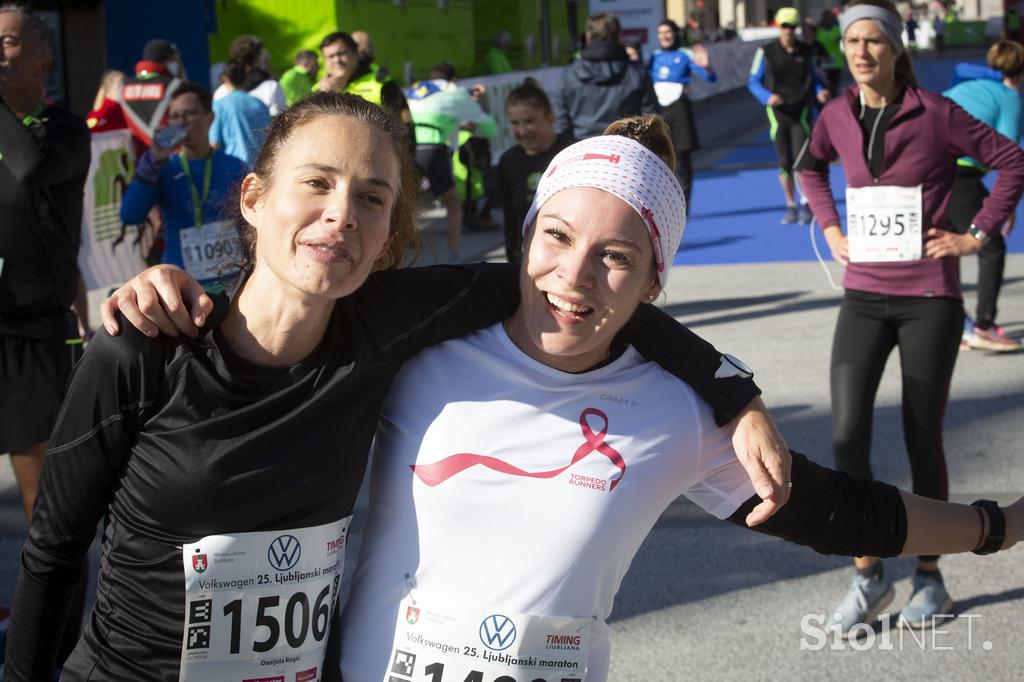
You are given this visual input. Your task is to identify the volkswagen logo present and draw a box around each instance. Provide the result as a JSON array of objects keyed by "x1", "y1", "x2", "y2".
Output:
[
  {"x1": 479, "y1": 613, "x2": 517, "y2": 651},
  {"x1": 267, "y1": 534, "x2": 301, "y2": 571}
]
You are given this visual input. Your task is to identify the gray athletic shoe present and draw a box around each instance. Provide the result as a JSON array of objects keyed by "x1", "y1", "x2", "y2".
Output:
[
  {"x1": 781, "y1": 205, "x2": 799, "y2": 224},
  {"x1": 828, "y1": 568, "x2": 895, "y2": 639},
  {"x1": 798, "y1": 204, "x2": 814, "y2": 224},
  {"x1": 899, "y1": 572, "x2": 955, "y2": 629}
]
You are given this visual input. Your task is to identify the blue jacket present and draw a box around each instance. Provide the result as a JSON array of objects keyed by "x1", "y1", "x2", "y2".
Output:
[
  {"x1": 120, "y1": 148, "x2": 246, "y2": 276},
  {"x1": 943, "y1": 77, "x2": 1022, "y2": 170},
  {"x1": 649, "y1": 48, "x2": 716, "y2": 106}
]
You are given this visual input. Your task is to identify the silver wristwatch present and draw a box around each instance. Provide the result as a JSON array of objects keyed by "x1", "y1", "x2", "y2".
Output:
[{"x1": 968, "y1": 224, "x2": 988, "y2": 242}]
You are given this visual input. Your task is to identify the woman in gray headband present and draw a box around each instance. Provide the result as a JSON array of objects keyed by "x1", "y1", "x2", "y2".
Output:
[{"x1": 799, "y1": 0, "x2": 1024, "y2": 641}]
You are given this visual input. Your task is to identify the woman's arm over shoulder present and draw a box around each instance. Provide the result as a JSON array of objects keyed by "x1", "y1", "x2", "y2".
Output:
[
  {"x1": 5, "y1": 323, "x2": 171, "y2": 679},
  {"x1": 354, "y1": 263, "x2": 519, "y2": 362},
  {"x1": 619, "y1": 304, "x2": 760, "y2": 425}
]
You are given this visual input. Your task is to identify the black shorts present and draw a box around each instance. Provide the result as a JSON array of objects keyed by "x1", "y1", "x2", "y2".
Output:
[
  {"x1": 0, "y1": 333, "x2": 82, "y2": 453},
  {"x1": 767, "y1": 105, "x2": 811, "y2": 175},
  {"x1": 415, "y1": 144, "x2": 456, "y2": 198}
]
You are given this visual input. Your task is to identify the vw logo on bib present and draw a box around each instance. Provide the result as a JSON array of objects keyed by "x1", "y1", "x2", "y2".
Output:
[
  {"x1": 268, "y1": 534, "x2": 301, "y2": 571},
  {"x1": 479, "y1": 613, "x2": 517, "y2": 651}
]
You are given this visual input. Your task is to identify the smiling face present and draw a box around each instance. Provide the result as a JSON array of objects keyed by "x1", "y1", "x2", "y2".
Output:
[
  {"x1": 843, "y1": 18, "x2": 898, "y2": 92},
  {"x1": 240, "y1": 114, "x2": 399, "y2": 302},
  {"x1": 507, "y1": 101, "x2": 557, "y2": 156},
  {"x1": 505, "y1": 187, "x2": 661, "y2": 373}
]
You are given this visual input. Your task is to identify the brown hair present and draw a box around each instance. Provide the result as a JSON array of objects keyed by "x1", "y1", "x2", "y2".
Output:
[
  {"x1": 242, "y1": 91, "x2": 420, "y2": 271},
  {"x1": 506, "y1": 77, "x2": 552, "y2": 115},
  {"x1": 846, "y1": 0, "x2": 918, "y2": 87},
  {"x1": 586, "y1": 13, "x2": 621, "y2": 44},
  {"x1": 988, "y1": 39, "x2": 1024, "y2": 79},
  {"x1": 602, "y1": 115, "x2": 676, "y2": 170}
]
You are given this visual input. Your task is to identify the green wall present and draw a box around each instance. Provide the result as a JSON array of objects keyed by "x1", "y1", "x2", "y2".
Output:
[{"x1": 209, "y1": 0, "x2": 586, "y2": 83}]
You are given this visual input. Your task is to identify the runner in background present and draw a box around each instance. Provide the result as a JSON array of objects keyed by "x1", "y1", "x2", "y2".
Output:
[
  {"x1": 943, "y1": 39, "x2": 1024, "y2": 352},
  {"x1": 352, "y1": 30, "x2": 388, "y2": 81},
  {"x1": 816, "y1": 10, "x2": 844, "y2": 96},
  {"x1": 556, "y1": 13, "x2": 658, "y2": 140},
  {"x1": 405, "y1": 63, "x2": 496, "y2": 261},
  {"x1": 0, "y1": 3, "x2": 91, "y2": 669},
  {"x1": 211, "y1": 58, "x2": 272, "y2": 167},
  {"x1": 748, "y1": 7, "x2": 829, "y2": 224},
  {"x1": 315, "y1": 31, "x2": 409, "y2": 122},
  {"x1": 497, "y1": 78, "x2": 574, "y2": 263},
  {"x1": 213, "y1": 35, "x2": 286, "y2": 117},
  {"x1": 799, "y1": 0, "x2": 1024, "y2": 637},
  {"x1": 649, "y1": 18, "x2": 717, "y2": 212},
  {"x1": 280, "y1": 49, "x2": 318, "y2": 107},
  {"x1": 119, "y1": 38, "x2": 184, "y2": 155},
  {"x1": 120, "y1": 82, "x2": 246, "y2": 284},
  {"x1": 85, "y1": 69, "x2": 126, "y2": 132}
]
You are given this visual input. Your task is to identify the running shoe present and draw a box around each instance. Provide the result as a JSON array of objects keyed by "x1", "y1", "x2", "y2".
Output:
[
  {"x1": 965, "y1": 324, "x2": 1022, "y2": 352},
  {"x1": 960, "y1": 316, "x2": 975, "y2": 351},
  {"x1": 781, "y1": 205, "x2": 798, "y2": 224},
  {"x1": 828, "y1": 568, "x2": 895, "y2": 639},
  {"x1": 899, "y1": 572, "x2": 954, "y2": 629},
  {"x1": 798, "y1": 204, "x2": 814, "y2": 224}
]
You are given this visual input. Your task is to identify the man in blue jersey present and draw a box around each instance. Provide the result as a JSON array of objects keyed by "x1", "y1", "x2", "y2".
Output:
[{"x1": 121, "y1": 82, "x2": 246, "y2": 283}]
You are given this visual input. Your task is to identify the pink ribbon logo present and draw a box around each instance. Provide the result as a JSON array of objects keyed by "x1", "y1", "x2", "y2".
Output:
[{"x1": 411, "y1": 408, "x2": 626, "y2": 491}]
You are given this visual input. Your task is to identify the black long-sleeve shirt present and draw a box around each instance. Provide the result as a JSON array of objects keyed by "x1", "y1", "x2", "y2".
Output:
[
  {"x1": 5, "y1": 263, "x2": 761, "y2": 680},
  {"x1": 0, "y1": 96, "x2": 90, "y2": 340}
]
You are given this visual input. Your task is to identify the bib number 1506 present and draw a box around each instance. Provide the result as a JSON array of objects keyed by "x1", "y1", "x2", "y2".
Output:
[{"x1": 222, "y1": 584, "x2": 331, "y2": 654}]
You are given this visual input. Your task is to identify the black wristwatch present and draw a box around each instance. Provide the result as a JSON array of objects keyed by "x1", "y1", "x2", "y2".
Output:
[
  {"x1": 970, "y1": 499, "x2": 1005, "y2": 555},
  {"x1": 967, "y1": 224, "x2": 988, "y2": 243}
]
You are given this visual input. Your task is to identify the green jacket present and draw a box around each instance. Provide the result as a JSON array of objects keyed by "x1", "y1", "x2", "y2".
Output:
[
  {"x1": 484, "y1": 46, "x2": 512, "y2": 74},
  {"x1": 279, "y1": 66, "x2": 314, "y2": 107}
]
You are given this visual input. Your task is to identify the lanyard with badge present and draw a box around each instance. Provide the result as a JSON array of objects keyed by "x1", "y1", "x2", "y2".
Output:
[
  {"x1": 845, "y1": 184, "x2": 923, "y2": 262},
  {"x1": 0, "y1": 103, "x2": 48, "y2": 281},
  {"x1": 177, "y1": 151, "x2": 242, "y2": 280},
  {"x1": 178, "y1": 517, "x2": 352, "y2": 681},
  {"x1": 384, "y1": 589, "x2": 592, "y2": 682}
]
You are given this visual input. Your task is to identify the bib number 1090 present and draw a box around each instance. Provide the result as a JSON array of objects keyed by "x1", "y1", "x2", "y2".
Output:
[{"x1": 222, "y1": 585, "x2": 331, "y2": 654}]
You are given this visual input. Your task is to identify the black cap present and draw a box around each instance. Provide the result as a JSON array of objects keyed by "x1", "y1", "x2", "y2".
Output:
[{"x1": 143, "y1": 39, "x2": 178, "y2": 63}]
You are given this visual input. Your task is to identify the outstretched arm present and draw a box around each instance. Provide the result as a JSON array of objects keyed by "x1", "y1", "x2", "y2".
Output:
[{"x1": 728, "y1": 451, "x2": 1021, "y2": 557}]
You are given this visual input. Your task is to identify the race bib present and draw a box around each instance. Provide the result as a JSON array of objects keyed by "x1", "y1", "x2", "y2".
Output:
[
  {"x1": 384, "y1": 593, "x2": 591, "y2": 682},
  {"x1": 179, "y1": 220, "x2": 241, "y2": 281},
  {"x1": 179, "y1": 517, "x2": 351, "y2": 682},
  {"x1": 845, "y1": 184, "x2": 923, "y2": 263}
]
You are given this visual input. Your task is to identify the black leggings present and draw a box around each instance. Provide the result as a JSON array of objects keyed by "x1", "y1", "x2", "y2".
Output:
[
  {"x1": 945, "y1": 166, "x2": 1007, "y2": 328},
  {"x1": 830, "y1": 290, "x2": 963, "y2": 561}
]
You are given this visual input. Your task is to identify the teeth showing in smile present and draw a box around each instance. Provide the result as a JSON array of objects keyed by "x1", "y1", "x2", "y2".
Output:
[{"x1": 546, "y1": 292, "x2": 592, "y2": 314}]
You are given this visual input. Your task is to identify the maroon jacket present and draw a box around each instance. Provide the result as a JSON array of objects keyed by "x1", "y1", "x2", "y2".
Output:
[{"x1": 801, "y1": 85, "x2": 1024, "y2": 299}]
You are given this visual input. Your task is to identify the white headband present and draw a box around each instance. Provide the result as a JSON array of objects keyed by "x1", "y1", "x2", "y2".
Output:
[
  {"x1": 522, "y1": 135, "x2": 687, "y2": 288},
  {"x1": 839, "y1": 5, "x2": 905, "y2": 53}
]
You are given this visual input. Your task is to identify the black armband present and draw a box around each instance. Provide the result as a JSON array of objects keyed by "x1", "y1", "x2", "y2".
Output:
[{"x1": 727, "y1": 451, "x2": 908, "y2": 558}]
